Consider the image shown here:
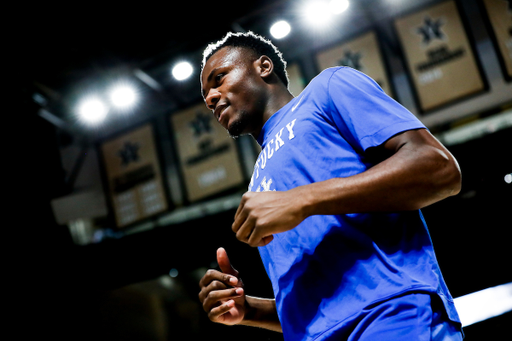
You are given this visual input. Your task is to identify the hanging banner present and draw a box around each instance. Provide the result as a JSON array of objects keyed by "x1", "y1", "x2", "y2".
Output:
[
  {"x1": 394, "y1": 0, "x2": 485, "y2": 112},
  {"x1": 287, "y1": 63, "x2": 307, "y2": 96},
  {"x1": 170, "y1": 103, "x2": 244, "y2": 202},
  {"x1": 315, "y1": 31, "x2": 394, "y2": 97},
  {"x1": 100, "y1": 124, "x2": 168, "y2": 228},
  {"x1": 481, "y1": 0, "x2": 512, "y2": 80}
]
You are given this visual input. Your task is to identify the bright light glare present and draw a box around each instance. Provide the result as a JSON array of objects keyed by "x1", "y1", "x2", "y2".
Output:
[
  {"x1": 505, "y1": 173, "x2": 512, "y2": 184},
  {"x1": 172, "y1": 61, "x2": 193, "y2": 81},
  {"x1": 304, "y1": 2, "x2": 331, "y2": 26},
  {"x1": 77, "y1": 98, "x2": 108, "y2": 124},
  {"x1": 110, "y1": 85, "x2": 137, "y2": 108},
  {"x1": 270, "y1": 20, "x2": 291, "y2": 39},
  {"x1": 329, "y1": 0, "x2": 349, "y2": 14},
  {"x1": 454, "y1": 282, "x2": 512, "y2": 327},
  {"x1": 303, "y1": 0, "x2": 349, "y2": 28}
]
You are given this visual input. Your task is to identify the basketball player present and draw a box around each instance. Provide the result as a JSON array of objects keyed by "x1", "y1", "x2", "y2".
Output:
[{"x1": 198, "y1": 31, "x2": 464, "y2": 340}]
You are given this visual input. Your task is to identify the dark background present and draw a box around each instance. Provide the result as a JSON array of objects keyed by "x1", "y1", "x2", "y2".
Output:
[{"x1": 13, "y1": 0, "x2": 511, "y2": 340}]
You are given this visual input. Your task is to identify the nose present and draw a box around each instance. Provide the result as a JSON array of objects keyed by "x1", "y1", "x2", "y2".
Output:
[{"x1": 205, "y1": 89, "x2": 221, "y2": 110}]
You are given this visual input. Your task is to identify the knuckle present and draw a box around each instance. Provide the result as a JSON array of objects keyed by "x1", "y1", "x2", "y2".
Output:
[
  {"x1": 248, "y1": 210, "x2": 258, "y2": 220},
  {"x1": 203, "y1": 295, "x2": 215, "y2": 311},
  {"x1": 208, "y1": 310, "x2": 221, "y2": 323},
  {"x1": 204, "y1": 291, "x2": 213, "y2": 302},
  {"x1": 212, "y1": 280, "x2": 225, "y2": 290},
  {"x1": 205, "y1": 269, "x2": 216, "y2": 277},
  {"x1": 236, "y1": 231, "x2": 246, "y2": 242},
  {"x1": 223, "y1": 274, "x2": 232, "y2": 283}
]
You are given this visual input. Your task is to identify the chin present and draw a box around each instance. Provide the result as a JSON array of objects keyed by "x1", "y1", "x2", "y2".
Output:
[
  {"x1": 227, "y1": 111, "x2": 251, "y2": 138},
  {"x1": 227, "y1": 123, "x2": 244, "y2": 138}
]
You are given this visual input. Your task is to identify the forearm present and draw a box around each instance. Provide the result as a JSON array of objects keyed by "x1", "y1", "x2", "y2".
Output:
[
  {"x1": 238, "y1": 296, "x2": 282, "y2": 333},
  {"x1": 299, "y1": 134, "x2": 461, "y2": 216}
]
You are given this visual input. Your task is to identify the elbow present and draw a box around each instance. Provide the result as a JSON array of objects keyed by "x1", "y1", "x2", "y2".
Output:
[
  {"x1": 411, "y1": 146, "x2": 461, "y2": 210},
  {"x1": 445, "y1": 160, "x2": 462, "y2": 197},
  {"x1": 434, "y1": 149, "x2": 462, "y2": 199}
]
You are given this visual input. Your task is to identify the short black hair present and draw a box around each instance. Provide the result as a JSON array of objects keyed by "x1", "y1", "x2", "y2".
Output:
[{"x1": 202, "y1": 31, "x2": 289, "y2": 88}]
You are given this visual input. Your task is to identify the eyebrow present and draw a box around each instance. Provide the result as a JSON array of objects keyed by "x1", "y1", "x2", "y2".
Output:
[{"x1": 207, "y1": 67, "x2": 221, "y2": 83}]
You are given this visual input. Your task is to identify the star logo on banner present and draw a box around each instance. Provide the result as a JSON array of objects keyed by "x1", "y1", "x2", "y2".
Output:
[
  {"x1": 190, "y1": 111, "x2": 212, "y2": 137},
  {"x1": 417, "y1": 16, "x2": 445, "y2": 45},
  {"x1": 339, "y1": 50, "x2": 363, "y2": 71},
  {"x1": 117, "y1": 141, "x2": 140, "y2": 166}
]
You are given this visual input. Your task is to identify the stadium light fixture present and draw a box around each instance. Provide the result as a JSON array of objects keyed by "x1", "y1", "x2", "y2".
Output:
[
  {"x1": 77, "y1": 97, "x2": 108, "y2": 125},
  {"x1": 329, "y1": 0, "x2": 350, "y2": 14},
  {"x1": 109, "y1": 84, "x2": 137, "y2": 109},
  {"x1": 172, "y1": 61, "x2": 193, "y2": 81},
  {"x1": 270, "y1": 20, "x2": 292, "y2": 39},
  {"x1": 303, "y1": 0, "x2": 350, "y2": 28}
]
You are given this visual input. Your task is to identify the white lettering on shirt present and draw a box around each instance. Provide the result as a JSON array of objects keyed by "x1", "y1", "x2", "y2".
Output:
[
  {"x1": 260, "y1": 177, "x2": 274, "y2": 192},
  {"x1": 267, "y1": 139, "x2": 274, "y2": 159},
  {"x1": 248, "y1": 119, "x2": 299, "y2": 191},
  {"x1": 260, "y1": 147, "x2": 267, "y2": 169},
  {"x1": 274, "y1": 128, "x2": 285, "y2": 151},
  {"x1": 286, "y1": 119, "x2": 297, "y2": 140}
]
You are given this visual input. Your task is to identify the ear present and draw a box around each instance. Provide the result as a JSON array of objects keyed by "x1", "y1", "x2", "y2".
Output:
[{"x1": 255, "y1": 55, "x2": 274, "y2": 79}]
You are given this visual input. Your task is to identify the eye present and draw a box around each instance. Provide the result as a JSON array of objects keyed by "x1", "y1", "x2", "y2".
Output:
[{"x1": 215, "y1": 73, "x2": 225, "y2": 82}]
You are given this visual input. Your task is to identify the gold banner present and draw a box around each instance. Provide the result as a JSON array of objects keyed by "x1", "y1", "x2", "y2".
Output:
[
  {"x1": 287, "y1": 63, "x2": 306, "y2": 96},
  {"x1": 394, "y1": 1, "x2": 485, "y2": 111},
  {"x1": 316, "y1": 31, "x2": 394, "y2": 97},
  {"x1": 482, "y1": 0, "x2": 512, "y2": 79},
  {"x1": 171, "y1": 103, "x2": 244, "y2": 202},
  {"x1": 101, "y1": 124, "x2": 168, "y2": 228}
]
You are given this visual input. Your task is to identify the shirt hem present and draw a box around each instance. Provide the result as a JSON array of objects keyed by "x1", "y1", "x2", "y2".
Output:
[{"x1": 311, "y1": 285, "x2": 457, "y2": 341}]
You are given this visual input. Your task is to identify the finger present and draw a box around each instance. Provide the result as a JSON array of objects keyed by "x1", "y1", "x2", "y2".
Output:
[
  {"x1": 233, "y1": 192, "x2": 254, "y2": 233},
  {"x1": 202, "y1": 287, "x2": 243, "y2": 312},
  {"x1": 259, "y1": 234, "x2": 274, "y2": 246},
  {"x1": 246, "y1": 222, "x2": 275, "y2": 247},
  {"x1": 234, "y1": 192, "x2": 250, "y2": 221},
  {"x1": 235, "y1": 216, "x2": 256, "y2": 244},
  {"x1": 199, "y1": 269, "x2": 237, "y2": 290},
  {"x1": 208, "y1": 299, "x2": 235, "y2": 322},
  {"x1": 198, "y1": 279, "x2": 228, "y2": 303},
  {"x1": 217, "y1": 248, "x2": 239, "y2": 280},
  {"x1": 232, "y1": 204, "x2": 248, "y2": 234}
]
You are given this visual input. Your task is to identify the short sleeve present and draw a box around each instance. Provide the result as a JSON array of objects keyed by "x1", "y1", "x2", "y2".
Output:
[{"x1": 326, "y1": 67, "x2": 425, "y2": 151}]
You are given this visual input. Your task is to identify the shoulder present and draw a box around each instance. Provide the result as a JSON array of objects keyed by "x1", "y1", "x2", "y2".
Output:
[{"x1": 307, "y1": 67, "x2": 383, "y2": 94}]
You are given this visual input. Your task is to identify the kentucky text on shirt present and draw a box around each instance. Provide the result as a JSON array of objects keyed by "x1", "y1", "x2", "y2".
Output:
[{"x1": 249, "y1": 118, "x2": 297, "y2": 192}]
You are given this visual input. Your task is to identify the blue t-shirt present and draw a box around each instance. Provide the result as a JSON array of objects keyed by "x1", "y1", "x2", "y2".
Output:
[{"x1": 249, "y1": 67, "x2": 460, "y2": 340}]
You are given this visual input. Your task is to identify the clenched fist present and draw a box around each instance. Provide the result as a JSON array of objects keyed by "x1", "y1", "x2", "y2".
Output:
[{"x1": 232, "y1": 189, "x2": 309, "y2": 247}]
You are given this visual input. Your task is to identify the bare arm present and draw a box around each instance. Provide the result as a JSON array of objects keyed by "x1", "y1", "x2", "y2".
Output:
[
  {"x1": 300, "y1": 128, "x2": 461, "y2": 215},
  {"x1": 240, "y1": 296, "x2": 282, "y2": 333},
  {"x1": 232, "y1": 128, "x2": 461, "y2": 247}
]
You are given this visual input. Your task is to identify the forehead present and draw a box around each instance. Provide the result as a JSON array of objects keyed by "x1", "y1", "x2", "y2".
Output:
[{"x1": 201, "y1": 47, "x2": 253, "y2": 82}]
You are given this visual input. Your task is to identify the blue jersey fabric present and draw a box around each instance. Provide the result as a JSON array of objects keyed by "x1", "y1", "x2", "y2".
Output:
[{"x1": 248, "y1": 67, "x2": 461, "y2": 340}]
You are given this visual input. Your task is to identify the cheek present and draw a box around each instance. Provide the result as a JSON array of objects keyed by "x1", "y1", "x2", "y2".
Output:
[{"x1": 236, "y1": 83, "x2": 263, "y2": 110}]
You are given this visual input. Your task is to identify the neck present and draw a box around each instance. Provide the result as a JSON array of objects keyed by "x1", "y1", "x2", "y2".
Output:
[{"x1": 252, "y1": 86, "x2": 294, "y2": 139}]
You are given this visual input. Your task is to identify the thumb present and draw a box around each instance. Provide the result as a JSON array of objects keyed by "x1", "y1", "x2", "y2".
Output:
[{"x1": 217, "y1": 247, "x2": 239, "y2": 277}]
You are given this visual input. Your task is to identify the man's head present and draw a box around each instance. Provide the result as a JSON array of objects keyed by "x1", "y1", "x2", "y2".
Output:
[
  {"x1": 202, "y1": 32, "x2": 289, "y2": 88},
  {"x1": 200, "y1": 32, "x2": 290, "y2": 138}
]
